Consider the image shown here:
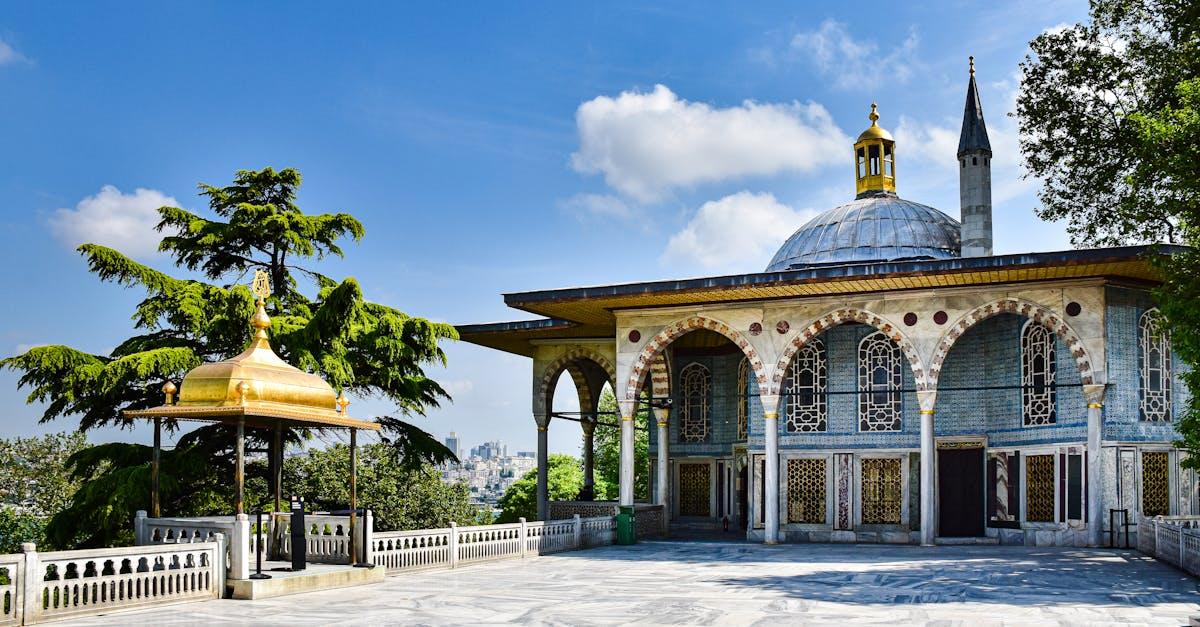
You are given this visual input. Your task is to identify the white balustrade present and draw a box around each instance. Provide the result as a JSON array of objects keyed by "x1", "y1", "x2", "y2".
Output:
[
  {"x1": 1139, "y1": 516, "x2": 1200, "y2": 578},
  {"x1": 273, "y1": 513, "x2": 367, "y2": 565},
  {"x1": 370, "y1": 516, "x2": 616, "y2": 575},
  {"x1": 0, "y1": 539, "x2": 224, "y2": 625}
]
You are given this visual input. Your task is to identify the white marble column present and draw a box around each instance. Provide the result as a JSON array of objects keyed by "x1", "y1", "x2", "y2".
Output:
[
  {"x1": 762, "y1": 394, "x2": 780, "y2": 544},
  {"x1": 619, "y1": 400, "x2": 635, "y2": 507},
  {"x1": 654, "y1": 408, "x2": 670, "y2": 523},
  {"x1": 917, "y1": 390, "x2": 937, "y2": 546},
  {"x1": 534, "y1": 413, "x2": 550, "y2": 520},
  {"x1": 1085, "y1": 383, "x2": 1107, "y2": 547}
]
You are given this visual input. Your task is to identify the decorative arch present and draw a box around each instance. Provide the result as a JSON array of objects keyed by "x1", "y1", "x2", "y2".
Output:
[
  {"x1": 538, "y1": 347, "x2": 618, "y2": 415},
  {"x1": 625, "y1": 315, "x2": 765, "y2": 402},
  {"x1": 770, "y1": 308, "x2": 926, "y2": 395},
  {"x1": 928, "y1": 297, "x2": 1096, "y2": 389}
]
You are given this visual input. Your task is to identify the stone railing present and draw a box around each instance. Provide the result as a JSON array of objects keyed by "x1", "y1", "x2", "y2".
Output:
[
  {"x1": 136, "y1": 512, "x2": 251, "y2": 580},
  {"x1": 0, "y1": 540, "x2": 224, "y2": 625},
  {"x1": 274, "y1": 513, "x2": 368, "y2": 565},
  {"x1": 548, "y1": 502, "x2": 666, "y2": 539},
  {"x1": 1138, "y1": 516, "x2": 1200, "y2": 576},
  {"x1": 370, "y1": 515, "x2": 614, "y2": 574}
]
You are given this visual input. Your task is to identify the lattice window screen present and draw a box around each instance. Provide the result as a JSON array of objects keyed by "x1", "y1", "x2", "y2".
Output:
[
  {"x1": 858, "y1": 331, "x2": 902, "y2": 432},
  {"x1": 1142, "y1": 451, "x2": 1170, "y2": 517},
  {"x1": 787, "y1": 458, "x2": 826, "y2": 524},
  {"x1": 861, "y1": 458, "x2": 902, "y2": 524},
  {"x1": 679, "y1": 363, "x2": 711, "y2": 443},
  {"x1": 785, "y1": 339, "x2": 827, "y2": 433},
  {"x1": 1021, "y1": 322, "x2": 1057, "y2": 426},
  {"x1": 678, "y1": 463, "x2": 711, "y2": 517},
  {"x1": 1026, "y1": 454, "x2": 1056, "y2": 522},
  {"x1": 1140, "y1": 309, "x2": 1173, "y2": 422},
  {"x1": 737, "y1": 358, "x2": 749, "y2": 440}
]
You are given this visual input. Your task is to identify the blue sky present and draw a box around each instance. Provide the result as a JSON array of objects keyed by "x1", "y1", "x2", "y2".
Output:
[{"x1": 0, "y1": 1, "x2": 1086, "y2": 456}]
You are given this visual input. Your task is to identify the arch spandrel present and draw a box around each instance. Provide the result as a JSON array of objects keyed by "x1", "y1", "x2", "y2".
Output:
[
  {"x1": 534, "y1": 345, "x2": 618, "y2": 417},
  {"x1": 770, "y1": 308, "x2": 927, "y2": 395},
  {"x1": 623, "y1": 315, "x2": 767, "y2": 406}
]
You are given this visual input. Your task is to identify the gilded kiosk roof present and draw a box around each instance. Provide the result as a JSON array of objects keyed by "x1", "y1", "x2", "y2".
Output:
[{"x1": 765, "y1": 192, "x2": 961, "y2": 271}]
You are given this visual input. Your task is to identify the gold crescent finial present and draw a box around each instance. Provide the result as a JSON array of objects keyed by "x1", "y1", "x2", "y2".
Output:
[
  {"x1": 249, "y1": 270, "x2": 272, "y2": 344},
  {"x1": 868, "y1": 102, "x2": 879, "y2": 124},
  {"x1": 336, "y1": 392, "x2": 350, "y2": 414},
  {"x1": 251, "y1": 270, "x2": 271, "y2": 302},
  {"x1": 969, "y1": 56, "x2": 975, "y2": 76}
]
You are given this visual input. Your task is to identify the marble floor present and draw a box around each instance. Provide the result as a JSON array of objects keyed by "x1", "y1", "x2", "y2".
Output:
[{"x1": 71, "y1": 541, "x2": 1200, "y2": 626}]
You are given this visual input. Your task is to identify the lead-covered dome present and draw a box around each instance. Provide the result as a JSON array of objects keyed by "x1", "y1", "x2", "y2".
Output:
[{"x1": 766, "y1": 192, "x2": 961, "y2": 271}]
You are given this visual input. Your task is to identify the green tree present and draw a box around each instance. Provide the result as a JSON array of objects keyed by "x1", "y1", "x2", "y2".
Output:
[
  {"x1": 2, "y1": 168, "x2": 459, "y2": 545},
  {"x1": 592, "y1": 389, "x2": 648, "y2": 501},
  {"x1": 284, "y1": 443, "x2": 488, "y2": 531},
  {"x1": 0, "y1": 432, "x2": 89, "y2": 551},
  {"x1": 1016, "y1": 0, "x2": 1200, "y2": 463},
  {"x1": 496, "y1": 454, "x2": 584, "y2": 523}
]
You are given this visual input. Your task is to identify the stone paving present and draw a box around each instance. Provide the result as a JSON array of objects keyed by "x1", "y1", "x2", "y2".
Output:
[{"x1": 73, "y1": 541, "x2": 1200, "y2": 626}]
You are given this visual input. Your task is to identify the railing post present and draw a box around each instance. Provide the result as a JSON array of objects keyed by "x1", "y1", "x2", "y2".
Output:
[
  {"x1": 1181, "y1": 525, "x2": 1186, "y2": 569},
  {"x1": 135, "y1": 509, "x2": 148, "y2": 545},
  {"x1": 213, "y1": 532, "x2": 228, "y2": 599},
  {"x1": 519, "y1": 517, "x2": 528, "y2": 558},
  {"x1": 21, "y1": 542, "x2": 39, "y2": 625},
  {"x1": 229, "y1": 513, "x2": 250, "y2": 580},
  {"x1": 448, "y1": 522, "x2": 459, "y2": 569},
  {"x1": 573, "y1": 514, "x2": 582, "y2": 550},
  {"x1": 1155, "y1": 519, "x2": 1162, "y2": 560},
  {"x1": 363, "y1": 509, "x2": 374, "y2": 565}
]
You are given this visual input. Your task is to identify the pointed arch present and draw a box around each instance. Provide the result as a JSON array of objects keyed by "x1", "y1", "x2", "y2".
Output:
[
  {"x1": 538, "y1": 347, "x2": 618, "y2": 416},
  {"x1": 625, "y1": 315, "x2": 765, "y2": 402},
  {"x1": 770, "y1": 308, "x2": 925, "y2": 395},
  {"x1": 928, "y1": 297, "x2": 1096, "y2": 390}
]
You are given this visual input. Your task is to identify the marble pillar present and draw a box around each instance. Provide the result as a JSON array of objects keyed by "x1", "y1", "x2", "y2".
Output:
[
  {"x1": 762, "y1": 394, "x2": 780, "y2": 544},
  {"x1": 581, "y1": 417, "x2": 596, "y2": 498},
  {"x1": 535, "y1": 413, "x2": 550, "y2": 520},
  {"x1": 917, "y1": 390, "x2": 937, "y2": 546},
  {"x1": 1085, "y1": 383, "x2": 1107, "y2": 547},
  {"x1": 619, "y1": 398, "x2": 636, "y2": 507},
  {"x1": 655, "y1": 408, "x2": 670, "y2": 524}
]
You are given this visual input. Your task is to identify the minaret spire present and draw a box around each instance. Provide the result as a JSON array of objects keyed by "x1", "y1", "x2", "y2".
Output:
[{"x1": 958, "y1": 56, "x2": 993, "y2": 257}]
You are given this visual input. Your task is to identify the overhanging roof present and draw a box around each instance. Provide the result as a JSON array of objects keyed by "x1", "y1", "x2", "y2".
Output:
[{"x1": 457, "y1": 245, "x2": 1178, "y2": 356}]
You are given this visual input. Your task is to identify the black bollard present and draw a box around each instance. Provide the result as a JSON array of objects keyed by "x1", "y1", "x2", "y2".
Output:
[{"x1": 249, "y1": 509, "x2": 271, "y2": 580}]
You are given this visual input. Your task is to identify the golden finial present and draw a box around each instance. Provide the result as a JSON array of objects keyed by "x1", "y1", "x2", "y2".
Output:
[
  {"x1": 969, "y1": 56, "x2": 975, "y2": 76},
  {"x1": 336, "y1": 392, "x2": 350, "y2": 414},
  {"x1": 162, "y1": 381, "x2": 177, "y2": 404},
  {"x1": 249, "y1": 270, "x2": 272, "y2": 344},
  {"x1": 868, "y1": 102, "x2": 879, "y2": 125},
  {"x1": 236, "y1": 381, "x2": 251, "y2": 406}
]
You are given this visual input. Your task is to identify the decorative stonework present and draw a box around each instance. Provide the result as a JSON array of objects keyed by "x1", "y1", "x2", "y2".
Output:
[
  {"x1": 749, "y1": 322, "x2": 762, "y2": 336},
  {"x1": 903, "y1": 312, "x2": 918, "y2": 326},
  {"x1": 625, "y1": 315, "x2": 765, "y2": 401},
  {"x1": 933, "y1": 311, "x2": 948, "y2": 325},
  {"x1": 770, "y1": 308, "x2": 925, "y2": 396},
  {"x1": 628, "y1": 330, "x2": 641, "y2": 343},
  {"x1": 776, "y1": 321, "x2": 790, "y2": 334},
  {"x1": 927, "y1": 297, "x2": 1096, "y2": 389},
  {"x1": 539, "y1": 347, "x2": 618, "y2": 413}
]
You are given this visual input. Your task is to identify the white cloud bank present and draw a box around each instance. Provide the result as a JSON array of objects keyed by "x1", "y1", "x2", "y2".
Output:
[
  {"x1": 663, "y1": 191, "x2": 816, "y2": 272},
  {"x1": 0, "y1": 37, "x2": 30, "y2": 66},
  {"x1": 571, "y1": 84, "x2": 849, "y2": 203},
  {"x1": 49, "y1": 185, "x2": 178, "y2": 257},
  {"x1": 789, "y1": 20, "x2": 920, "y2": 90}
]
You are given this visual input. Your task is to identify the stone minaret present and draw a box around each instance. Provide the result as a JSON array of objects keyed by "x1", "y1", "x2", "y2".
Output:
[{"x1": 958, "y1": 56, "x2": 993, "y2": 257}]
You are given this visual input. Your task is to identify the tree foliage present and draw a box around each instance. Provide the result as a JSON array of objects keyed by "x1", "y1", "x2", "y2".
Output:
[
  {"x1": 0, "y1": 432, "x2": 89, "y2": 552},
  {"x1": 496, "y1": 454, "x2": 584, "y2": 523},
  {"x1": 1017, "y1": 0, "x2": 1200, "y2": 463},
  {"x1": 592, "y1": 389, "x2": 648, "y2": 501}
]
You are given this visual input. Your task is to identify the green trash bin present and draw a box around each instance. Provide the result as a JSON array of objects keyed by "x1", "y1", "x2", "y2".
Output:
[{"x1": 616, "y1": 505, "x2": 637, "y2": 545}]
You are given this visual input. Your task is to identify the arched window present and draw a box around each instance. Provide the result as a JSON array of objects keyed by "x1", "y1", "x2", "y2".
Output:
[
  {"x1": 736, "y1": 358, "x2": 749, "y2": 440},
  {"x1": 679, "y1": 363, "x2": 711, "y2": 443},
  {"x1": 1140, "y1": 309, "x2": 1172, "y2": 422},
  {"x1": 1021, "y1": 321, "x2": 1057, "y2": 426},
  {"x1": 858, "y1": 331, "x2": 902, "y2": 432},
  {"x1": 784, "y1": 339, "x2": 827, "y2": 432}
]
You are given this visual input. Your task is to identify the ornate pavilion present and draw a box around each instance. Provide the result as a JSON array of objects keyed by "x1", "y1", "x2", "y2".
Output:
[{"x1": 458, "y1": 61, "x2": 1190, "y2": 546}]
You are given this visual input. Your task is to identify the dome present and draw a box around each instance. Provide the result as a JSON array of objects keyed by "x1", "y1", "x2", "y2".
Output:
[
  {"x1": 766, "y1": 193, "x2": 961, "y2": 271},
  {"x1": 176, "y1": 340, "x2": 339, "y2": 414}
]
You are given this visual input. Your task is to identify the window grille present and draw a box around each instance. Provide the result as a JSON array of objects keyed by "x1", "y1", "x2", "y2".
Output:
[
  {"x1": 678, "y1": 463, "x2": 711, "y2": 517},
  {"x1": 679, "y1": 363, "x2": 711, "y2": 443},
  {"x1": 1021, "y1": 322, "x2": 1057, "y2": 426},
  {"x1": 858, "y1": 331, "x2": 902, "y2": 432},
  {"x1": 737, "y1": 358, "x2": 749, "y2": 440},
  {"x1": 786, "y1": 458, "x2": 826, "y2": 524},
  {"x1": 861, "y1": 458, "x2": 902, "y2": 524},
  {"x1": 1140, "y1": 309, "x2": 1172, "y2": 422},
  {"x1": 784, "y1": 339, "x2": 827, "y2": 433},
  {"x1": 1142, "y1": 451, "x2": 1170, "y2": 517},
  {"x1": 1026, "y1": 454, "x2": 1055, "y2": 522}
]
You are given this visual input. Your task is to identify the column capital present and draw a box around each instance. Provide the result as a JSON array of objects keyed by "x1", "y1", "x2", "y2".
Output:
[
  {"x1": 759, "y1": 394, "x2": 780, "y2": 416},
  {"x1": 1083, "y1": 383, "x2": 1107, "y2": 407},
  {"x1": 533, "y1": 413, "x2": 551, "y2": 430},
  {"x1": 580, "y1": 417, "x2": 597, "y2": 436},
  {"x1": 652, "y1": 406, "x2": 670, "y2": 424},
  {"x1": 618, "y1": 398, "x2": 637, "y2": 419},
  {"x1": 763, "y1": 411, "x2": 778, "y2": 420},
  {"x1": 916, "y1": 390, "x2": 937, "y2": 413}
]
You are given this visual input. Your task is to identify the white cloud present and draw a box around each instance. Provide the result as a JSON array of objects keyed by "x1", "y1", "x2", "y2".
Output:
[
  {"x1": 559, "y1": 193, "x2": 633, "y2": 221},
  {"x1": 789, "y1": 20, "x2": 920, "y2": 90},
  {"x1": 48, "y1": 185, "x2": 177, "y2": 257},
  {"x1": 0, "y1": 38, "x2": 30, "y2": 66},
  {"x1": 443, "y1": 379, "x2": 475, "y2": 396},
  {"x1": 571, "y1": 84, "x2": 849, "y2": 203},
  {"x1": 662, "y1": 191, "x2": 816, "y2": 272}
]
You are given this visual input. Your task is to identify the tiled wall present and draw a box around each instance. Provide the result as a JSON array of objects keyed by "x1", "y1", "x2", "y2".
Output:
[{"x1": 1104, "y1": 286, "x2": 1189, "y2": 442}]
